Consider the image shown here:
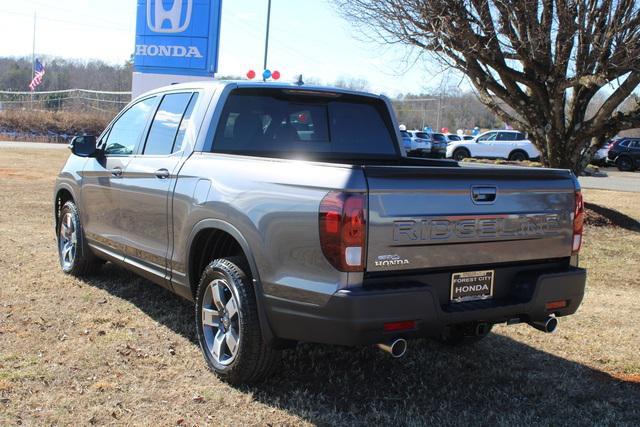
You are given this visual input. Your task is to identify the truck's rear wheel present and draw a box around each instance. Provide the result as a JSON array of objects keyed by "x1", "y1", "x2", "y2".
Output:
[
  {"x1": 195, "y1": 258, "x2": 280, "y2": 384},
  {"x1": 56, "y1": 201, "x2": 101, "y2": 276}
]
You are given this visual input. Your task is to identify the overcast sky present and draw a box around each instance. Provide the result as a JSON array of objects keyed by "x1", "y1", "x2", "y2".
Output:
[{"x1": 0, "y1": 0, "x2": 455, "y2": 95}]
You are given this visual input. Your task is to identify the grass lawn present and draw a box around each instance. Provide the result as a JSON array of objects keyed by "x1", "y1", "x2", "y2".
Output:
[{"x1": 0, "y1": 148, "x2": 639, "y2": 425}]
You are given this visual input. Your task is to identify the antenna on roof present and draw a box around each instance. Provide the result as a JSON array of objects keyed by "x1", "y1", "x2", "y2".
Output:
[{"x1": 296, "y1": 74, "x2": 304, "y2": 86}]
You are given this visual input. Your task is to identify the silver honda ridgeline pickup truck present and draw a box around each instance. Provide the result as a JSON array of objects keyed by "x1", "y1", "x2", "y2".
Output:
[{"x1": 54, "y1": 81, "x2": 586, "y2": 384}]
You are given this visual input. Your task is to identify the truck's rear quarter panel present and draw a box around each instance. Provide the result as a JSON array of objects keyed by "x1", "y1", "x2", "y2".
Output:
[{"x1": 172, "y1": 153, "x2": 367, "y2": 305}]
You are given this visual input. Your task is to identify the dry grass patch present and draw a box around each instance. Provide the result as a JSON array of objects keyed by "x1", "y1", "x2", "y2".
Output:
[
  {"x1": 0, "y1": 148, "x2": 639, "y2": 425},
  {"x1": 0, "y1": 109, "x2": 112, "y2": 140}
]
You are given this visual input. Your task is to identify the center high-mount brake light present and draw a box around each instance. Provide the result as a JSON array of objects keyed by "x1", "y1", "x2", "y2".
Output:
[
  {"x1": 572, "y1": 191, "x2": 584, "y2": 254},
  {"x1": 319, "y1": 191, "x2": 366, "y2": 272}
]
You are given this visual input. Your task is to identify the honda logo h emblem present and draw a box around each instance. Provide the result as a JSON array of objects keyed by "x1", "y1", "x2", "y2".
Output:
[{"x1": 147, "y1": 0, "x2": 193, "y2": 33}]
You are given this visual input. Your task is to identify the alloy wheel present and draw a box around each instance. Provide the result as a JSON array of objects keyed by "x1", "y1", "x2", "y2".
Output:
[
  {"x1": 58, "y1": 212, "x2": 77, "y2": 270},
  {"x1": 201, "y1": 278, "x2": 241, "y2": 365},
  {"x1": 454, "y1": 150, "x2": 468, "y2": 161}
]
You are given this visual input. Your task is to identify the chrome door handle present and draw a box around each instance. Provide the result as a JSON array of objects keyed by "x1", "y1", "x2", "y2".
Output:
[
  {"x1": 155, "y1": 168, "x2": 170, "y2": 179},
  {"x1": 471, "y1": 186, "x2": 497, "y2": 204},
  {"x1": 110, "y1": 167, "x2": 123, "y2": 177}
]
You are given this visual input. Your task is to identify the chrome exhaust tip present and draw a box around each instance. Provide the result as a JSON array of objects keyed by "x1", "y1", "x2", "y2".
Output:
[
  {"x1": 377, "y1": 338, "x2": 407, "y2": 358},
  {"x1": 528, "y1": 316, "x2": 558, "y2": 333}
]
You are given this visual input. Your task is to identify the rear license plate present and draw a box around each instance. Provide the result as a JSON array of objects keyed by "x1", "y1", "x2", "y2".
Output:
[{"x1": 450, "y1": 270, "x2": 494, "y2": 302}]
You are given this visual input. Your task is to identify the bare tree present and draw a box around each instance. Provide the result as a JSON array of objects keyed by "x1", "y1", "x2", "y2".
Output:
[
  {"x1": 334, "y1": 0, "x2": 640, "y2": 173},
  {"x1": 334, "y1": 76, "x2": 371, "y2": 91}
]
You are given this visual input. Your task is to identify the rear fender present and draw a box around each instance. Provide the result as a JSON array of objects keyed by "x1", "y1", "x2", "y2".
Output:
[{"x1": 186, "y1": 218, "x2": 275, "y2": 342}]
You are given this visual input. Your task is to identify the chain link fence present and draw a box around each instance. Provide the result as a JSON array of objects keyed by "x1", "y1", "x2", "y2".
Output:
[
  {"x1": 0, "y1": 89, "x2": 131, "y2": 143},
  {"x1": 0, "y1": 89, "x2": 131, "y2": 113}
]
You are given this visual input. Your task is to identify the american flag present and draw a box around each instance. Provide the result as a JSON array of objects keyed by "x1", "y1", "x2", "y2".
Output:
[{"x1": 29, "y1": 59, "x2": 45, "y2": 92}]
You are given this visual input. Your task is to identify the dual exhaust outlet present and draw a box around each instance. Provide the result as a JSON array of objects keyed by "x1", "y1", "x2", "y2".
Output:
[
  {"x1": 376, "y1": 338, "x2": 407, "y2": 358},
  {"x1": 528, "y1": 316, "x2": 558, "y2": 334},
  {"x1": 376, "y1": 316, "x2": 558, "y2": 358}
]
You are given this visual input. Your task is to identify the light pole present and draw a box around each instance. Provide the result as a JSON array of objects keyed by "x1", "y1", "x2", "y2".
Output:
[{"x1": 262, "y1": 0, "x2": 272, "y2": 81}]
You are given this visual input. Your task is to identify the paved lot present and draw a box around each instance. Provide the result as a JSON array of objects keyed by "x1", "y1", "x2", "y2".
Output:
[
  {"x1": 579, "y1": 168, "x2": 640, "y2": 193},
  {"x1": 1, "y1": 141, "x2": 638, "y2": 193},
  {"x1": 0, "y1": 140, "x2": 68, "y2": 150}
]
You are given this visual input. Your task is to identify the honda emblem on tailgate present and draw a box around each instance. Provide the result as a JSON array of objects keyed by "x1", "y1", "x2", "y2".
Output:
[{"x1": 147, "y1": 0, "x2": 193, "y2": 33}]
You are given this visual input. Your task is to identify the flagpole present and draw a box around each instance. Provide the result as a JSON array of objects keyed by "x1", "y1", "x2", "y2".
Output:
[{"x1": 31, "y1": 11, "x2": 36, "y2": 105}]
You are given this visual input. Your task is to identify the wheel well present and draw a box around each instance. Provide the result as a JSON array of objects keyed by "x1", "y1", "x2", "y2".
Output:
[
  {"x1": 454, "y1": 147, "x2": 470, "y2": 156},
  {"x1": 188, "y1": 228, "x2": 249, "y2": 297},
  {"x1": 55, "y1": 189, "x2": 74, "y2": 228},
  {"x1": 509, "y1": 149, "x2": 529, "y2": 159}
]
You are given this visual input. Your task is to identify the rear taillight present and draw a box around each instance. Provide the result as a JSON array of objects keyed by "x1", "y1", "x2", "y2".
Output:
[
  {"x1": 319, "y1": 191, "x2": 367, "y2": 272},
  {"x1": 572, "y1": 191, "x2": 584, "y2": 254}
]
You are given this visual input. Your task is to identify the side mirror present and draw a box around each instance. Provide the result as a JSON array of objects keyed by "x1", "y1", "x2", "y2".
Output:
[{"x1": 69, "y1": 135, "x2": 100, "y2": 158}]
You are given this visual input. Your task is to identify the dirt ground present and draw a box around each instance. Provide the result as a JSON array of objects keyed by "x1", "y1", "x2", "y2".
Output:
[{"x1": 1, "y1": 147, "x2": 639, "y2": 426}]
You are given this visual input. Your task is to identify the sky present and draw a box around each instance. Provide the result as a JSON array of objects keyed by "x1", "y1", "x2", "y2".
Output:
[{"x1": 0, "y1": 0, "x2": 452, "y2": 95}]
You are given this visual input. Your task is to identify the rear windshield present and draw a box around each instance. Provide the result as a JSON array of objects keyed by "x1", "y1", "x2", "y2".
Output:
[
  {"x1": 415, "y1": 132, "x2": 432, "y2": 140},
  {"x1": 212, "y1": 88, "x2": 398, "y2": 159}
]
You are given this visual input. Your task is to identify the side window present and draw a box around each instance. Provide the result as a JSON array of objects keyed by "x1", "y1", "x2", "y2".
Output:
[
  {"x1": 497, "y1": 132, "x2": 515, "y2": 141},
  {"x1": 104, "y1": 97, "x2": 157, "y2": 156},
  {"x1": 479, "y1": 132, "x2": 497, "y2": 141},
  {"x1": 516, "y1": 132, "x2": 526, "y2": 140},
  {"x1": 172, "y1": 93, "x2": 199, "y2": 153},
  {"x1": 143, "y1": 93, "x2": 195, "y2": 155},
  {"x1": 628, "y1": 140, "x2": 639, "y2": 149}
]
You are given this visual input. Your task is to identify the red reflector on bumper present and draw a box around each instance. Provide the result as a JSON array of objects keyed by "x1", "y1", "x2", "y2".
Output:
[
  {"x1": 545, "y1": 300, "x2": 568, "y2": 310},
  {"x1": 383, "y1": 320, "x2": 416, "y2": 332}
]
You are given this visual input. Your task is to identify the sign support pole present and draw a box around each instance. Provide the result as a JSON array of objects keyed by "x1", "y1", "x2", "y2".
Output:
[{"x1": 263, "y1": 0, "x2": 271, "y2": 81}]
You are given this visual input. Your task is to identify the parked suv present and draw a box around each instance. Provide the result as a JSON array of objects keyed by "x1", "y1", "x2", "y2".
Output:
[
  {"x1": 54, "y1": 82, "x2": 586, "y2": 384},
  {"x1": 425, "y1": 132, "x2": 448, "y2": 158},
  {"x1": 608, "y1": 138, "x2": 640, "y2": 171},
  {"x1": 447, "y1": 130, "x2": 540, "y2": 161},
  {"x1": 402, "y1": 130, "x2": 432, "y2": 156}
]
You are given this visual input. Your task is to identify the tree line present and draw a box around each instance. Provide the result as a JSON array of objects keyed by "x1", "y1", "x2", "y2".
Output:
[
  {"x1": 0, "y1": 56, "x2": 502, "y2": 132},
  {"x1": 0, "y1": 57, "x2": 132, "y2": 92}
]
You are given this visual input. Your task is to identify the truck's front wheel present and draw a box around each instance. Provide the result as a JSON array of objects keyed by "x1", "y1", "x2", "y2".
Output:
[
  {"x1": 195, "y1": 258, "x2": 280, "y2": 384},
  {"x1": 56, "y1": 201, "x2": 102, "y2": 276}
]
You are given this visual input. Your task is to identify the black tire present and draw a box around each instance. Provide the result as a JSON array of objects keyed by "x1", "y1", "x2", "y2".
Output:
[
  {"x1": 508, "y1": 150, "x2": 528, "y2": 161},
  {"x1": 435, "y1": 323, "x2": 493, "y2": 346},
  {"x1": 56, "y1": 200, "x2": 101, "y2": 276},
  {"x1": 195, "y1": 257, "x2": 280, "y2": 384},
  {"x1": 616, "y1": 156, "x2": 634, "y2": 171},
  {"x1": 453, "y1": 148, "x2": 470, "y2": 161}
]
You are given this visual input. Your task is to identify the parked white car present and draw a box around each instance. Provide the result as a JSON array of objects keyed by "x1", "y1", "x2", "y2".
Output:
[
  {"x1": 401, "y1": 130, "x2": 432, "y2": 156},
  {"x1": 446, "y1": 130, "x2": 540, "y2": 161}
]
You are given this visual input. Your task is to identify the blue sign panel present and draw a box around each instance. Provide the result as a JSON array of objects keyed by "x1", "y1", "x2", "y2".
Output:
[{"x1": 134, "y1": 0, "x2": 222, "y2": 76}]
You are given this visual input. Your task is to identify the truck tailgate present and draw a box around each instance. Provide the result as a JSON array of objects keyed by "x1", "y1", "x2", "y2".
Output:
[{"x1": 364, "y1": 165, "x2": 576, "y2": 272}]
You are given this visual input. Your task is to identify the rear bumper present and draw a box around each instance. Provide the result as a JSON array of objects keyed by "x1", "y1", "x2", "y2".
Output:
[{"x1": 266, "y1": 267, "x2": 586, "y2": 346}]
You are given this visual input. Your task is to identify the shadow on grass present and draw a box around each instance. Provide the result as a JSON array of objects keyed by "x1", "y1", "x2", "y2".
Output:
[
  {"x1": 585, "y1": 202, "x2": 640, "y2": 231},
  {"x1": 83, "y1": 263, "x2": 640, "y2": 425}
]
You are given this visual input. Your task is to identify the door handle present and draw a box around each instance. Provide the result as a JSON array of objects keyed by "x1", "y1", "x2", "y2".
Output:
[
  {"x1": 471, "y1": 186, "x2": 497, "y2": 204},
  {"x1": 155, "y1": 168, "x2": 170, "y2": 179},
  {"x1": 110, "y1": 167, "x2": 123, "y2": 177}
]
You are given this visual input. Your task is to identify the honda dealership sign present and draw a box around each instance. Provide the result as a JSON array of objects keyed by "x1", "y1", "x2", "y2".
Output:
[{"x1": 134, "y1": 0, "x2": 222, "y2": 76}]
